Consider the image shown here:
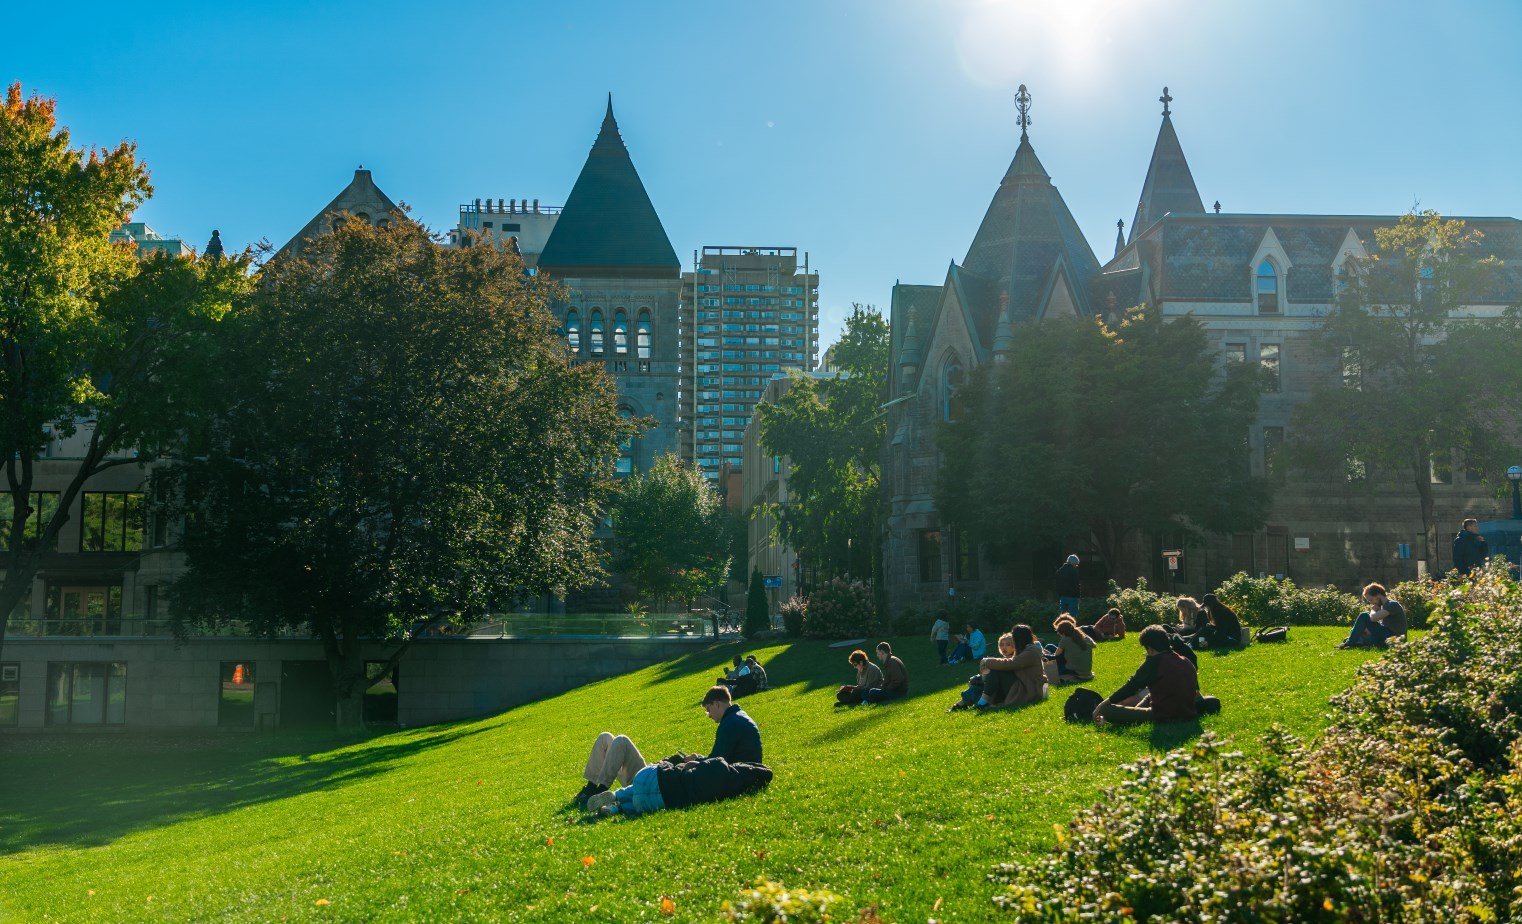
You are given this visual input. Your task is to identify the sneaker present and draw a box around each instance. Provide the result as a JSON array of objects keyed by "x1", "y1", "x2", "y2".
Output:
[
  {"x1": 947, "y1": 701, "x2": 969, "y2": 712},
  {"x1": 586, "y1": 790, "x2": 619, "y2": 814},
  {"x1": 597, "y1": 803, "x2": 621, "y2": 818},
  {"x1": 575, "y1": 782, "x2": 609, "y2": 808}
]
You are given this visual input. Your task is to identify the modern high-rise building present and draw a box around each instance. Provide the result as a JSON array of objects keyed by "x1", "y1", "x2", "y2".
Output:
[{"x1": 680, "y1": 246, "x2": 819, "y2": 478}]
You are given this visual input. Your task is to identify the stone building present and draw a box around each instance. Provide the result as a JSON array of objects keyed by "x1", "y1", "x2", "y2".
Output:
[
  {"x1": 882, "y1": 87, "x2": 1522, "y2": 617},
  {"x1": 539, "y1": 97, "x2": 683, "y2": 472},
  {"x1": 274, "y1": 167, "x2": 402, "y2": 259}
]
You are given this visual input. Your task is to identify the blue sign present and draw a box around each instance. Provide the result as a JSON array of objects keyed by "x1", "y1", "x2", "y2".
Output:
[
  {"x1": 763, "y1": 576, "x2": 783, "y2": 589},
  {"x1": 1398, "y1": 543, "x2": 1412, "y2": 560}
]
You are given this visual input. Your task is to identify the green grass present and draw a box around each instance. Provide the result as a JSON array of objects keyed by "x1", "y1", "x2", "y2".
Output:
[{"x1": 0, "y1": 629, "x2": 1382, "y2": 922}]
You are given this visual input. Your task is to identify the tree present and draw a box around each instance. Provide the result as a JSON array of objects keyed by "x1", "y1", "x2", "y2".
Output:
[
  {"x1": 756, "y1": 304, "x2": 889, "y2": 585},
  {"x1": 610, "y1": 453, "x2": 731, "y2": 610},
  {"x1": 937, "y1": 309, "x2": 1269, "y2": 578},
  {"x1": 0, "y1": 83, "x2": 246, "y2": 654},
  {"x1": 1288, "y1": 210, "x2": 1522, "y2": 568},
  {"x1": 744, "y1": 567, "x2": 769, "y2": 638},
  {"x1": 165, "y1": 216, "x2": 630, "y2": 730}
]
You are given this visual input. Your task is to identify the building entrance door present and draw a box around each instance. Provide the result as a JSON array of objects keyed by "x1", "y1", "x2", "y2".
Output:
[{"x1": 47, "y1": 584, "x2": 121, "y2": 635}]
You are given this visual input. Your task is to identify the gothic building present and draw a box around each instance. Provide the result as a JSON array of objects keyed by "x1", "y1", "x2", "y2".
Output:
[
  {"x1": 882, "y1": 87, "x2": 1522, "y2": 616},
  {"x1": 274, "y1": 167, "x2": 402, "y2": 258},
  {"x1": 539, "y1": 97, "x2": 683, "y2": 472}
]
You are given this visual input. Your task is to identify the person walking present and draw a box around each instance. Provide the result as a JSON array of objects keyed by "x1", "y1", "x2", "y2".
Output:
[
  {"x1": 1055, "y1": 554, "x2": 1082, "y2": 622},
  {"x1": 1452, "y1": 518, "x2": 1490, "y2": 576},
  {"x1": 931, "y1": 614, "x2": 951, "y2": 664}
]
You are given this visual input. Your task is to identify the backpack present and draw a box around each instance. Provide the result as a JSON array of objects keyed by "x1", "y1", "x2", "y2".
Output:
[
  {"x1": 1063, "y1": 687, "x2": 1103, "y2": 723},
  {"x1": 1255, "y1": 626, "x2": 1289, "y2": 643}
]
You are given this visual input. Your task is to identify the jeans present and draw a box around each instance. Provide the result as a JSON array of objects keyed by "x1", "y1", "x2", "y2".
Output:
[
  {"x1": 1345, "y1": 611, "x2": 1393, "y2": 648},
  {"x1": 862, "y1": 687, "x2": 904, "y2": 704},
  {"x1": 613, "y1": 765, "x2": 666, "y2": 816},
  {"x1": 1059, "y1": 597, "x2": 1080, "y2": 620},
  {"x1": 947, "y1": 642, "x2": 971, "y2": 663},
  {"x1": 936, "y1": 639, "x2": 949, "y2": 663}
]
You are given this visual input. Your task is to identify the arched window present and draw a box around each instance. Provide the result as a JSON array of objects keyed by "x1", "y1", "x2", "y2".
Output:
[
  {"x1": 1255, "y1": 260, "x2": 1280, "y2": 314},
  {"x1": 565, "y1": 310, "x2": 581, "y2": 353},
  {"x1": 942, "y1": 360, "x2": 965, "y2": 421},
  {"x1": 589, "y1": 309, "x2": 605, "y2": 356},
  {"x1": 616, "y1": 407, "x2": 635, "y2": 475},
  {"x1": 636, "y1": 311, "x2": 652, "y2": 360},
  {"x1": 353, "y1": 212, "x2": 371, "y2": 225},
  {"x1": 613, "y1": 310, "x2": 629, "y2": 355},
  {"x1": 376, "y1": 217, "x2": 391, "y2": 229}
]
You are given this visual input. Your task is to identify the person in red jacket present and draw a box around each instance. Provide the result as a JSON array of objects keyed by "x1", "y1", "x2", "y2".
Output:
[{"x1": 1093, "y1": 625, "x2": 1220, "y2": 725}]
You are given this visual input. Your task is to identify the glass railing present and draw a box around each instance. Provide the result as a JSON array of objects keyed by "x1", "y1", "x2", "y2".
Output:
[{"x1": 462, "y1": 612, "x2": 718, "y2": 640}]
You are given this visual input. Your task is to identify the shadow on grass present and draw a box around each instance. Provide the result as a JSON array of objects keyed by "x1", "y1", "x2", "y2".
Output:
[{"x1": 0, "y1": 723, "x2": 491, "y2": 854}]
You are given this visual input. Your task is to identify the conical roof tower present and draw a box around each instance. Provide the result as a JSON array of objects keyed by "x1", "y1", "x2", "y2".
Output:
[
  {"x1": 1128, "y1": 87, "x2": 1204, "y2": 243},
  {"x1": 538, "y1": 95, "x2": 679, "y2": 278}
]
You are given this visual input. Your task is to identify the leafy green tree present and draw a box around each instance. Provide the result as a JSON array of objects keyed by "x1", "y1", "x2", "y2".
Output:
[
  {"x1": 1288, "y1": 211, "x2": 1522, "y2": 568},
  {"x1": 744, "y1": 567, "x2": 769, "y2": 638},
  {"x1": 756, "y1": 304, "x2": 889, "y2": 585},
  {"x1": 610, "y1": 453, "x2": 731, "y2": 611},
  {"x1": 165, "y1": 216, "x2": 629, "y2": 730},
  {"x1": 0, "y1": 83, "x2": 247, "y2": 653},
  {"x1": 937, "y1": 309, "x2": 1269, "y2": 577}
]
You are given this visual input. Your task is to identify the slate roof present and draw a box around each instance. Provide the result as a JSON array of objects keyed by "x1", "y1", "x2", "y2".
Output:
[
  {"x1": 1112, "y1": 214, "x2": 1522, "y2": 305},
  {"x1": 1129, "y1": 113, "x2": 1204, "y2": 244},
  {"x1": 275, "y1": 168, "x2": 400, "y2": 259},
  {"x1": 889, "y1": 282, "x2": 943, "y2": 372},
  {"x1": 958, "y1": 133, "x2": 1101, "y2": 346},
  {"x1": 537, "y1": 97, "x2": 679, "y2": 278}
]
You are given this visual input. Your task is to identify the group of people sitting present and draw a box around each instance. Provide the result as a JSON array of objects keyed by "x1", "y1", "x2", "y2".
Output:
[
  {"x1": 836, "y1": 642, "x2": 909, "y2": 705},
  {"x1": 717, "y1": 654, "x2": 769, "y2": 697},
  {"x1": 1167, "y1": 593, "x2": 1244, "y2": 650}
]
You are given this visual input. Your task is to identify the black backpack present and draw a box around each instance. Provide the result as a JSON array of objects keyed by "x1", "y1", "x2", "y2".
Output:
[
  {"x1": 1064, "y1": 687, "x2": 1103, "y2": 723},
  {"x1": 1255, "y1": 626, "x2": 1289, "y2": 643}
]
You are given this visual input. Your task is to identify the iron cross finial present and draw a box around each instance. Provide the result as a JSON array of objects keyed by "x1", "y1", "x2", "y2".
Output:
[
  {"x1": 1015, "y1": 84, "x2": 1032, "y2": 137},
  {"x1": 1159, "y1": 87, "x2": 1172, "y2": 116}
]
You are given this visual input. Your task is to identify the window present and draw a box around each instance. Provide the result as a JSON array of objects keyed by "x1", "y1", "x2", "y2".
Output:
[
  {"x1": 918, "y1": 529, "x2": 943, "y2": 583},
  {"x1": 46, "y1": 662, "x2": 126, "y2": 726},
  {"x1": 1256, "y1": 259, "x2": 1280, "y2": 313},
  {"x1": 636, "y1": 312, "x2": 652, "y2": 360},
  {"x1": 1431, "y1": 451, "x2": 1453, "y2": 485},
  {"x1": 1259, "y1": 344, "x2": 1281, "y2": 393},
  {"x1": 149, "y1": 478, "x2": 171, "y2": 548},
  {"x1": 45, "y1": 583, "x2": 123, "y2": 635},
  {"x1": 589, "y1": 310, "x2": 605, "y2": 356},
  {"x1": 0, "y1": 664, "x2": 17, "y2": 725},
  {"x1": 954, "y1": 531, "x2": 980, "y2": 581},
  {"x1": 616, "y1": 407, "x2": 634, "y2": 475},
  {"x1": 613, "y1": 310, "x2": 629, "y2": 355},
  {"x1": 0, "y1": 492, "x2": 59, "y2": 551},
  {"x1": 364, "y1": 661, "x2": 400, "y2": 725},
  {"x1": 79, "y1": 492, "x2": 145, "y2": 552},
  {"x1": 1224, "y1": 343, "x2": 1246, "y2": 365},
  {"x1": 219, "y1": 661, "x2": 257, "y2": 727},
  {"x1": 565, "y1": 310, "x2": 581, "y2": 353},
  {"x1": 942, "y1": 360, "x2": 965, "y2": 422}
]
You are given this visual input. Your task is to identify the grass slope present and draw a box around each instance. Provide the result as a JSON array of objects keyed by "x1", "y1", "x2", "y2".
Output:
[{"x1": 0, "y1": 629, "x2": 1381, "y2": 922}]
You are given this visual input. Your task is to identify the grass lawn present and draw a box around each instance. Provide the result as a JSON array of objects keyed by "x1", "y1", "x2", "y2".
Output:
[{"x1": 0, "y1": 628, "x2": 1382, "y2": 922}]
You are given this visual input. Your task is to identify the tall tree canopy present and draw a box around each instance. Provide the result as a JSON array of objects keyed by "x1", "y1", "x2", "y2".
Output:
[
  {"x1": 610, "y1": 453, "x2": 731, "y2": 609},
  {"x1": 166, "y1": 216, "x2": 630, "y2": 729},
  {"x1": 756, "y1": 304, "x2": 889, "y2": 585},
  {"x1": 937, "y1": 309, "x2": 1269, "y2": 577},
  {"x1": 1288, "y1": 210, "x2": 1522, "y2": 567},
  {"x1": 0, "y1": 83, "x2": 245, "y2": 653}
]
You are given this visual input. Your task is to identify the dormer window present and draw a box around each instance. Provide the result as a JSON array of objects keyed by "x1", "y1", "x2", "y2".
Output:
[{"x1": 1256, "y1": 260, "x2": 1280, "y2": 314}]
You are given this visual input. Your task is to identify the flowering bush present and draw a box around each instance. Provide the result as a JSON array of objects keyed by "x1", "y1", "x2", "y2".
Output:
[
  {"x1": 724, "y1": 879, "x2": 842, "y2": 922},
  {"x1": 991, "y1": 568, "x2": 1522, "y2": 922},
  {"x1": 800, "y1": 579, "x2": 878, "y2": 639},
  {"x1": 779, "y1": 595, "x2": 807, "y2": 638},
  {"x1": 1215, "y1": 572, "x2": 1360, "y2": 626}
]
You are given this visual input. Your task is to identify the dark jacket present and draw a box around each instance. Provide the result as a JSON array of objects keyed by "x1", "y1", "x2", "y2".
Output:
[
  {"x1": 656, "y1": 757, "x2": 773, "y2": 810},
  {"x1": 708, "y1": 705, "x2": 763, "y2": 765},
  {"x1": 881, "y1": 655, "x2": 909, "y2": 695},
  {"x1": 1055, "y1": 563, "x2": 1082, "y2": 598},
  {"x1": 1203, "y1": 604, "x2": 1242, "y2": 648},
  {"x1": 1110, "y1": 650, "x2": 1200, "y2": 723},
  {"x1": 1454, "y1": 530, "x2": 1489, "y2": 574}
]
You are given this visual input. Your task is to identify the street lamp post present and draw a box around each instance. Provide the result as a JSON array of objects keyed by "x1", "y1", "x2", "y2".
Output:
[{"x1": 1508, "y1": 465, "x2": 1522, "y2": 520}]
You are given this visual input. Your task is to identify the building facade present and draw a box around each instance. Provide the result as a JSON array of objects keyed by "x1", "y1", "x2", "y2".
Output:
[
  {"x1": 882, "y1": 88, "x2": 1522, "y2": 617},
  {"x1": 447, "y1": 197, "x2": 560, "y2": 270},
  {"x1": 680, "y1": 247, "x2": 820, "y2": 479},
  {"x1": 109, "y1": 222, "x2": 193, "y2": 258}
]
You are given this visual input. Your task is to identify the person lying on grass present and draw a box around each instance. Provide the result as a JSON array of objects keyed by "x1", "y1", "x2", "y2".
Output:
[
  {"x1": 861, "y1": 642, "x2": 910, "y2": 704},
  {"x1": 1336, "y1": 582, "x2": 1408, "y2": 650},
  {"x1": 586, "y1": 755, "x2": 773, "y2": 818},
  {"x1": 1092, "y1": 625, "x2": 1221, "y2": 727},
  {"x1": 1045, "y1": 614, "x2": 1096, "y2": 684},
  {"x1": 574, "y1": 685, "x2": 762, "y2": 807},
  {"x1": 836, "y1": 649, "x2": 884, "y2": 706}
]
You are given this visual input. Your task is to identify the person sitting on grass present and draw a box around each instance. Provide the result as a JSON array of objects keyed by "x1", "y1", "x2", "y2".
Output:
[
  {"x1": 837, "y1": 649, "x2": 884, "y2": 706},
  {"x1": 586, "y1": 755, "x2": 773, "y2": 818},
  {"x1": 947, "y1": 622, "x2": 986, "y2": 665},
  {"x1": 574, "y1": 686, "x2": 762, "y2": 807},
  {"x1": 951, "y1": 626, "x2": 1046, "y2": 710},
  {"x1": 861, "y1": 642, "x2": 909, "y2": 704},
  {"x1": 1168, "y1": 597, "x2": 1206, "y2": 640},
  {"x1": 744, "y1": 655, "x2": 769, "y2": 692},
  {"x1": 1091, "y1": 625, "x2": 1221, "y2": 726},
  {"x1": 1082, "y1": 607, "x2": 1127, "y2": 642},
  {"x1": 1196, "y1": 594, "x2": 1244, "y2": 650},
  {"x1": 1046, "y1": 614, "x2": 1096, "y2": 684},
  {"x1": 1337, "y1": 582, "x2": 1408, "y2": 650},
  {"x1": 948, "y1": 632, "x2": 1017, "y2": 711}
]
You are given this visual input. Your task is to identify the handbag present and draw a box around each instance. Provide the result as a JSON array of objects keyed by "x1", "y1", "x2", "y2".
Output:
[{"x1": 1255, "y1": 626, "x2": 1289, "y2": 643}]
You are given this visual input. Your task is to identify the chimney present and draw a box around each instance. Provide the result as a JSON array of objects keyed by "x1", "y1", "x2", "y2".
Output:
[{"x1": 533, "y1": 199, "x2": 540, "y2": 213}]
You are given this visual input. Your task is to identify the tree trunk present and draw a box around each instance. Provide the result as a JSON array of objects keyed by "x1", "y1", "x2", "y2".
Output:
[
  {"x1": 321, "y1": 616, "x2": 369, "y2": 733},
  {"x1": 1414, "y1": 458, "x2": 1437, "y2": 577},
  {"x1": 335, "y1": 687, "x2": 366, "y2": 732},
  {"x1": 0, "y1": 568, "x2": 32, "y2": 658}
]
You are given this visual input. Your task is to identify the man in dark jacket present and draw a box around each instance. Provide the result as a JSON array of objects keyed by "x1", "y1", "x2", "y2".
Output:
[
  {"x1": 1453, "y1": 518, "x2": 1489, "y2": 576},
  {"x1": 1055, "y1": 554, "x2": 1082, "y2": 622},
  {"x1": 862, "y1": 642, "x2": 909, "y2": 704},
  {"x1": 1093, "y1": 625, "x2": 1221, "y2": 725},
  {"x1": 701, "y1": 685, "x2": 763, "y2": 764},
  {"x1": 588, "y1": 757, "x2": 773, "y2": 817}
]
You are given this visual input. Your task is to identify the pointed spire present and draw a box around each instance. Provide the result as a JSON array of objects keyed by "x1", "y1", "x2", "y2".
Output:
[
  {"x1": 204, "y1": 229, "x2": 224, "y2": 262},
  {"x1": 899, "y1": 316, "x2": 922, "y2": 368},
  {"x1": 1128, "y1": 87, "x2": 1205, "y2": 243},
  {"x1": 1015, "y1": 84, "x2": 1032, "y2": 138},
  {"x1": 1114, "y1": 219, "x2": 1125, "y2": 258},
  {"x1": 992, "y1": 293, "x2": 1014, "y2": 358}
]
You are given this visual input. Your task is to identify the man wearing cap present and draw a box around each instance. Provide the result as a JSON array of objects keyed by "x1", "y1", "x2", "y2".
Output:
[{"x1": 1055, "y1": 554, "x2": 1082, "y2": 622}]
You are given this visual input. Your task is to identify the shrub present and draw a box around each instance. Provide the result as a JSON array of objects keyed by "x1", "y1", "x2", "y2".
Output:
[
  {"x1": 800, "y1": 579, "x2": 878, "y2": 639},
  {"x1": 888, "y1": 604, "x2": 922, "y2": 636},
  {"x1": 724, "y1": 879, "x2": 842, "y2": 923},
  {"x1": 990, "y1": 568, "x2": 1522, "y2": 922},
  {"x1": 1105, "y1": 577, "x2": 1179, "y2": 628},
  {"x1": 743, "y1": 568, "x2": 770, "y2": 639},
  {"x1": 1390, "y1": 577, "x2": 1442, "y2": 631},
  {"x1": 779, "y1": 595, "x2": 807, "y2": 638},
  {"x1": 1215, "y1": 572, "x2": 1360, "y2": 626}
]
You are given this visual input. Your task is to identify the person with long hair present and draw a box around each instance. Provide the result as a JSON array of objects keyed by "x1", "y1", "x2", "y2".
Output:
[
  {"x1": 1048, "y1": 613, "x2": 1096, "y2": 683},
  {"x1": 1197, "y1": 593, "x2": 1243, "y2": 649}
]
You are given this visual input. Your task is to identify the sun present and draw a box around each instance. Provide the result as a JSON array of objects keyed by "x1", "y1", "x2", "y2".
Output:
[{"x1": 956, "y1": 0, "x2": 1170, "y2": 90}]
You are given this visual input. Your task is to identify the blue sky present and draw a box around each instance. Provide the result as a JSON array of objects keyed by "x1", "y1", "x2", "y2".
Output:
[{"x1": 8, "y1": 0, "x2": 1522, "y2": 347}]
